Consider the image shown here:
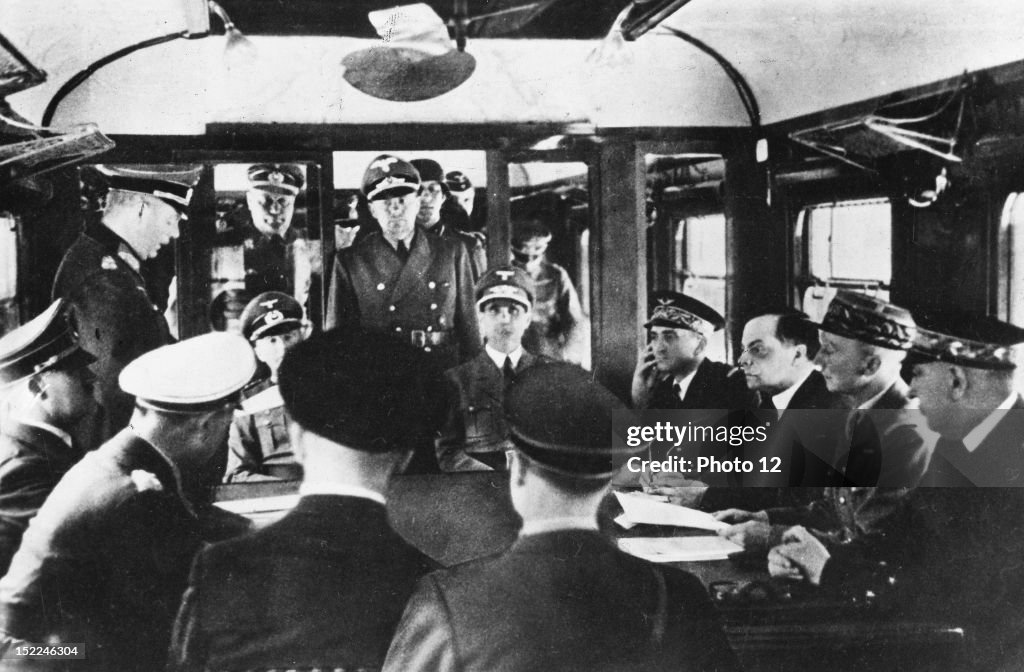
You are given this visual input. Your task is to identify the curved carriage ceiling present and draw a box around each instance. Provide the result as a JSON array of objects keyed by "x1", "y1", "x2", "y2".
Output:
[{"x1": 4, "y1": 0, "x2": 1024, "y2": 135}]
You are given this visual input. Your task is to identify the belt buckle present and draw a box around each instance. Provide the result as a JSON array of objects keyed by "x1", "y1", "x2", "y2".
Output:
[{"x1": 411, "y1": 329, "x2": 427, "y2": 348}]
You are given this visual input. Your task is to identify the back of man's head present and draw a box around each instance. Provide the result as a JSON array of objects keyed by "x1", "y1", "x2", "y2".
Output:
[
  {"x1": 278, "y1": 328, "x2": 441, "y2": 455},
  {"x1": 773, "y1": 309, "x2": 820, "y2": 360}
]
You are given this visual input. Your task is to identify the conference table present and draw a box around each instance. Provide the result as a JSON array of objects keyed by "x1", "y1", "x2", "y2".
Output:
[{"x1": 215, "y1": 472, "x2": 970, "y2": 672}]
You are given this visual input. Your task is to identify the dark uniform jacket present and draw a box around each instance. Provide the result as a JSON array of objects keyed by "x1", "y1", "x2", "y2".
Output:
[
  {"x1": 52, "y1": 223, "x2": 171, "y2": 438},
  {"x1": 831, "y1": 378, "x2": 930, "y2": 487},
  {"x1": 921, "y1": 394, "x2": 1024, "y2": 487},
  {"x1": 224, "y1": 384, "x2": 301, "y2": 482},
  {"x1": 0, "y1": 430, "x2": 244, "y2": 672},
  {"x1": 170, "y1": 495, "x2": 435, "y2": 672},
  {"x1": 647, "y1": 358, "x2": 756, "y2": 411},
  {"x1": 382, "y1": 529, "x2": 741, "y2": 672},
  {"x1": 430, "y1": 212, "x2": 486, "y2": 281},
  {"x1": 327, "y1": 230, "x2": 480, "y2": 368},
  {"x1": 0, "y1": 420, "x2": 84, "y2": 575},
  {"x1": 436, "y1": 350, "x2": 548, "y2": 472}
]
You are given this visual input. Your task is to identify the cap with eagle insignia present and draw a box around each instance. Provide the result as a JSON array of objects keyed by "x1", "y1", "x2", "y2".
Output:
[
  {"x1": 239, "y1": 291, "x2": 305, "y2": 342},
  {"x1": 644, "y1": 290, "x2": 724, "y2": 337},
  {"x1": 93, "y1": 164, "x2": 198, "y2": 219},
  {"x1": 445, "y1": 170, "x2": 473, "y2": 194},
  {"x1": 247, "y1": 163, "x2": 305, "y2": 196},
  {"x1": 475, "y1": 265, "x2": 533, "y2": 311},
  {"x1": 0, "y1": 300, "x2": 95, "y2": 387},
  {"x1": 362, "y1": 154, "x2": 421, "y2": 202}
]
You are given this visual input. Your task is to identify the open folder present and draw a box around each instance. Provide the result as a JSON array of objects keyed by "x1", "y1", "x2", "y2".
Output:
[{"x1": 614, "y1": 491, "x2": 728, "y2": 532}]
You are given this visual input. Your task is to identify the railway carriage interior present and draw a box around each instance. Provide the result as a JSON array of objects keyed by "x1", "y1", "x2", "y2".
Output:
[{"x1": 2, "y1": 0, "x2": 1024, "y2": 670}]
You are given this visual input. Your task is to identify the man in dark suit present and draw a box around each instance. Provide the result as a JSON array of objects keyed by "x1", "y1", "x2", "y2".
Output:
[
  {"x1": 0, "y1": 332, "x2": 255, "y2": 672},
  {"x1": 437, "y1": 265, "x2": 549, "y2": 471},
  {"x1": 0, "y1": 300, "x2": 99, "y2": 574},
  {"x1": 631, "y1": 290, "x2": 754, "y2": 411},
  {"x1": 907, "y1": 309, "x2": 1024, "y2": 486},
  {"x1": 170, "y1": 329, "x2": 437, "y2": 672},
  {"x1": 737, "y1": 309, "x2": 840, "y2": 487},
  {"x1": 327, "y1": 154, "x2": 480, "y2": 369},
  {"x1": 384, "y1": 363, "x2": 740, "y2": 672},
  {"x1": 714, "y1": 292, "x2": 929, "y2": 551},
  {"x1": 52, "y1": 165, "x2": 197, "y2": 440}
]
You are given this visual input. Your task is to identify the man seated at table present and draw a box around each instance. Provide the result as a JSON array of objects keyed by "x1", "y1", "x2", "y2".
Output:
[
  {"x1": 224, "y1": 291, "x2": 310, "y2": 482},
  {"x1": 712, "y1": 292, "x2": 928, "y2": 552},
  {"x1": 383, "y1": 363, "x2": 740, "y2": 672},
  {"x1": 436, "y1": 265, "x2": 549, "y2": 472},
  {"x1": 170, "y1": 328, "x2": 438, "y2": 671}
]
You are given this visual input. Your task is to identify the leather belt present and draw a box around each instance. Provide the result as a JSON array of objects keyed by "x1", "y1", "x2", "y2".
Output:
[{"x1": 409, "y1": 329, "x2": 451, "y2": 349}]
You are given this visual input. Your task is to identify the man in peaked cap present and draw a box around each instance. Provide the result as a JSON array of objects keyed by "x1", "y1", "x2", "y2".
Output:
[
  {"x1": 0, "y1": 300, "x2": 99, "y2": 574},
  {"x1": 714, "y1": 291, "x2": 929, "y2": 552},
  {"x1": 436, "y1": 265, "x2": 550, "y2": 472},
  {"x1": 52, "y1": 164, "x2": 199, "y2": 442},
  {"x1": 411, "y1": 158, "x2": 486, "y2": 280},
  {"x1": 384, "y1": 363, "x2": 741, "y2": 672},
  {"x1": 632, "y1": 290, "x2": 754, "y2": 410},
  {"x1": 445, "y1": 169, "x2": 476, "y2": 218},
  {"x1": 223, "y1": 291, "x2": 310, "y2": 482},
  {"x1": 170, "y1": 329, "x2": 437, "y2": 672},
  {"x1": 0, "y1": 332, "x2": 254, "y2": 672},
  {"x1": 327, "y1": 154, "x2": 480, "y2": 371},
  {"x1": 511, "y1": 218, "x2": 589, "y2": 366},
  {"x1": 906, "y1": 309, "x2": 1024, "y2": 486}
]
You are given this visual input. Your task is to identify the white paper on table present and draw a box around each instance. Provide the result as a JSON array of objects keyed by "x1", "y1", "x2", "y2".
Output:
[
  {"x1": 618, "y1": 536, "x2": 744, "y2": 562},
  {"x1": 614, "y1": 491, "x2": 728, "y2": 532}
]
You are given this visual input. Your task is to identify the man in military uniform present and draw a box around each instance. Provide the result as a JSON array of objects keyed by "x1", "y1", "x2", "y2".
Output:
[
  {"x1": 0, "y1": 300, "x2": 99, "y2": 574},
  {"x1": 631, "y1": 290, "x2": 754, "y2": 410},
  {"x1": 436, "y1": 266, "x2": 548, "y2": 472},
  {"x1": 713, "y1": 292, "x2": 928, "y2": 551},
  {"x1": 411, "y1": 158, "x2": 486, "y2": 279},
  {"x1": 384, "y1": 364, "x2": 741, "y2": 672},
  {"x1": 0, "y1": 332, "x2": 254, "y2": 672},
  {"x1": 171, "y1": 329, "x2": 437, "y2": 672},
  {"x1": 907, "y1": 309, "x2": 1024, "y2": 486},
  {"x1": 52, "y1": 165, "x2": 197, "y2": 440},
  {"x1": 445, "y1": 169, "x2": 476, "y2": 219},
  {"x1": 327, "y1": 154, "x2": 480, "y2": 370},
  {"x1": 511, "y1": 219, "x2": 588, "y2": 366},
  {"x1": 224, "y1": 291, "x2": 309, "y2": 482}
]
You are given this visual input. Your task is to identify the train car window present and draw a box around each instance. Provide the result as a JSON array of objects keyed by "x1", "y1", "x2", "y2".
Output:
[
  {"x1": 0, "y1": 214, "x2": 18, "y2": 334},
  {"x1": 207, "y1": 162, "x2": 320, "y2": 335},
  {"x1": 674, "y1": 213, "x2": 727, "y2": 362},
  {"x1": 798, "y1": 198, "x2": 892, "y2": 321}
]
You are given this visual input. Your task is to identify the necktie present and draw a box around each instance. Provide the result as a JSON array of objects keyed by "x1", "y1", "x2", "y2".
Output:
[
  {"x1": 672, "y1": 382, "x2": 683, "y2": 401},
  {"x1": 396, "y1": 241, "x2": 410, "y2": 262},
  {"x1": 503, "y1": 356, "x2": 516, "y2": 388},
  {"x1": 759, "y1": 395, "x2": 777, "y2": 410}
]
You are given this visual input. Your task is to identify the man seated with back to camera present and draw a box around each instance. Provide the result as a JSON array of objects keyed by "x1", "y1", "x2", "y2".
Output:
[
  {"x1": 384, "y1": 363, "x2": 741, "y2": 672},
  {"x1": 711, "y1": 292, "x2": 929, "y2": 556},
  {"x1": 223, "y1": 291, "x2": 310, "y2": 482},
  {"x1": 0, "y1": 332, "x2": 254, "y2": 672},
  {"x1": 170, "y1": 328, "x2": 438, "y2": 672},
  {"x1": 436, "y1": 266, "x2": 550, "y2": 472}
]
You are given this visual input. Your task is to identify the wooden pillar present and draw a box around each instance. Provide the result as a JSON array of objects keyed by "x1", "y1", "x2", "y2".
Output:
[
  {"x1": 485, "y1": 151, "x2": 510, "y2": 268},
  {"x1": 589, "y1": 140, "x2": 646, "y2": 400},
  {"x1": 722, "y1": 135, "x2": 783, "y2": 358}
]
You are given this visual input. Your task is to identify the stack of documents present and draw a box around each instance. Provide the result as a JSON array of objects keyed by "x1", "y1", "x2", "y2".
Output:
[{"x1": 613, "y1": 491, "x2": 728, "y2": 531}]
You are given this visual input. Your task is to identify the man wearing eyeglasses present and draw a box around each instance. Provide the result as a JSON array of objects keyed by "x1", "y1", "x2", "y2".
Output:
[
  {"x1": 436, "y1": 266, "x2": 550, "y2": 472},
  {"x1": 327, "y1": 154, "x2": 479, "y2": 372},
  {"x1": 411, "y1": 158, "x2": 486, "y2": 280},
  {"x1": 52, "y1": 165, "x2": 197, "y2": 441}
]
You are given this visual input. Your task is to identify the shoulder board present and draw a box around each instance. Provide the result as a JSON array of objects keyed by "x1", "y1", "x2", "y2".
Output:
[{"x1": 240, "y1": 385, "x2": 284, "y2": 414}]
